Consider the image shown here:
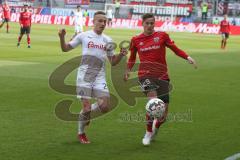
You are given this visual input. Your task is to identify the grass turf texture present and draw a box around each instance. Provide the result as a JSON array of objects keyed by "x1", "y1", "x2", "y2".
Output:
[{"x1": 0, "y1": 23, "x2": 240, "y2": 160}]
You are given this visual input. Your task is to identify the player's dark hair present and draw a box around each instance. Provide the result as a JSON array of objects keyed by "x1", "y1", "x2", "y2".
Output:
[
  {"x1": 23, "y1": 4, "x2": 28, "y2": 7},
  {"x1": 77, "y1": 5, "x2": 81, "y2": 8},
  {"x1": 94, "y1": 11, "x2": 106, "y2": 17},
  {"x1": 142, "y1": 13, "x2": 155, "y2": 22}
]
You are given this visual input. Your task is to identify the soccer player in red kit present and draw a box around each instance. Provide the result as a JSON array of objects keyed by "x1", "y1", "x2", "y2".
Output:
[
  {"x1": 124, "y1": 13, "x2": 197, "y2": 146},
  {"x1": 17, "y1": 4, "x2": 32, "y2": 48},
  {"x1": 220, "y1": 15, "x2": 230, "y2": 49},
  {"x1": 1, "y1": 1, "x2": 11, "y2": 33}
]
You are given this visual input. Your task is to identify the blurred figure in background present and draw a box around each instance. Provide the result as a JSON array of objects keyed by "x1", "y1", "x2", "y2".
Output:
[
  {"x1": 1, "y1": 1, "x2": 11, "y2": 33},
  {"x1": 83, "y1": 9, "x2": 89, "y2": 29},
  {"x1": 73, "y1": 5, "x2": 84, "y2": 37},
  {"x1": 213, "y1": 17, "x2": 219, "y2": 25},
  {"x1": 220, "y1": 15, "x2": 230, "y2": 50},
  {"x1": 114, "y1": 0, "x2": 120, "y2": 18},
  {"x1": 106, "y1": 6, "x2": 113, "y2": 27},
  {"x1": 17, "y1": 4, "x2": 32, "y2": 48},
  {"x1": 201, "y1": 2, "x2": 208, "y2": 21}
]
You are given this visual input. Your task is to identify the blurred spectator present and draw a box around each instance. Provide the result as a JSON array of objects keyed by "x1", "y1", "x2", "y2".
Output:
[
  {"x1": 212, "y1": 17, "x2": 219, "y2": 24},
  {"x1": 232, "y1": 18, "x2": 236, "y2": 26},
  {"x1": 47, "y1": 0, "x2": 50, "y2": 7},
  {"x1": 11, "y1": 7, "x2": 16, "y2": 13},
  {"x1": 83, "y1": 9, "x2": 89, "y2": 18},
  {"x1": 201, "y1": 2, "x2": 208, "y2": 21},
  {"x1": 83, "y1": 9, "x2": 89, "y2": 29},
  {"x1": 115, "y1": 0, "x2": 120, "y2": 18},
  {"x1": 128, "y1": 7, "x2": 134, "y2": 19}
]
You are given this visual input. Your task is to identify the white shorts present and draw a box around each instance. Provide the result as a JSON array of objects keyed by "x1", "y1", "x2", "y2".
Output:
[
  {"x1": 76, "y1": 68, "x2": 109, "y2": 99},
  {"x1": 75, "y1": 25, "x2": 83, "y2": 33}
]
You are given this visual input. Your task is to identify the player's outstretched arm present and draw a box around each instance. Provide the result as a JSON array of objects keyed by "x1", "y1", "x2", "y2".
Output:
[
  {"x1": 58, "y1": 29, "x2": 73, "y2": 52},
  {"x1": 165, "y1": 33, "x2": 197, "y2": 69},
  {"x1": 108, "y1": 48, "x2": 128, "y2": 66},
  {"x1": 168, "y1": 44, "x2": 197, "y2": 69}
]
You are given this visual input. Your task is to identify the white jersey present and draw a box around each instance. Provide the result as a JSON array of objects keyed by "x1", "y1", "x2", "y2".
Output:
[
  {"x1": 74, "y1": 11, "x2": 83, "y2": 26},
  {"x1": 69, "y1": 30, "x2": 114, "y2": 80}
]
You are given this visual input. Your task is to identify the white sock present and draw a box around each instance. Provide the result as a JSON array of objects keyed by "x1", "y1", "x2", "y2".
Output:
[
  {"x1": 78, "y1": 110, "x2": 89, "y2": 134},
  {"x1": 78, "y1": 103, "x2": 102, "y2": 134},
  {"x1": 78, "y1": 120, "x2": 85, "y2": 134}
]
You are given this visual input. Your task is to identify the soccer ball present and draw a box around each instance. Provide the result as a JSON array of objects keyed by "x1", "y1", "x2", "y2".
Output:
[{"x1": 145, "y1": 98, "x2": 165, "y2": 118}]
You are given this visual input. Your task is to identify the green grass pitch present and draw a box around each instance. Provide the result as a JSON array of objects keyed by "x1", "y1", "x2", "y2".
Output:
[{"x1": 0, "y1": 23, "x2": 240, "y2": 160}]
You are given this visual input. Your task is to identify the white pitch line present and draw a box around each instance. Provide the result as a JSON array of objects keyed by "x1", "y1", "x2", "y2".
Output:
[
  {"x1": 225, "y1": 153, "x2": 240, "y2": 160},
  {"x1": 0, "y1": 60, "x2": 39, "y2": 67}
]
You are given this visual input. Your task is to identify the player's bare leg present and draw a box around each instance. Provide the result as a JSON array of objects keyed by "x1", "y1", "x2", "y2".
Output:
[
  {"x1": 0, "y1": 21, "x2": 4, "y2": 28},
  {"x1": 223, "y1": 38, "x2": 228, "y2": 49},
  {"x1": 6, "y1": 22, "x2": 9, "y2": 33},
  {"x1": 221, "y1": 40, "x2": 224, "y2": 49},
  {"x1": 221, "y1": 34, "x2": 228, "y2": 50}
]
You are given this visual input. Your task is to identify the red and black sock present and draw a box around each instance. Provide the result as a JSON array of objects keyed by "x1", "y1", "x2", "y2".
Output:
[
  {"x1": 27, "y1": 35, "x2": 31, "y2": 45},
  {"x1": 155, "y1": 117, "x2": 165, "y2": 129},
  {"x1": 146, "y1": 113, "x2": 153, "y2": 132}
]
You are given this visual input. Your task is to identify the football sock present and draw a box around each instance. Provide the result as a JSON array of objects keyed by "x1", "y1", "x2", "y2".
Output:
[
  {"x1": 27, "y1": 35, "x2": 31, "y2": 45},
  {"x1": 78, "y1": 110, "x2": 90, "y2": 134},
  {"x1": 78, "y1": 121, "x2": 85, "y2": 134},
  {"x1": 146, "y1": 113, "x2": 153, "y2": 132},
  {"x1": 155, "y1": 117, "x2": 165, "y2": 129}
]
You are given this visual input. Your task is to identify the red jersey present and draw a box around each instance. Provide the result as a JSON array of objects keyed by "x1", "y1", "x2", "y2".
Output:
[
  {"x1": 127, "y1": 31, "x2": 188, "y2": 80},
  {"x1": 2, "y1": 4, "x2": 11, "y2": 19},
  {"x1": 220, "y1": 20, "x2": 230, "y2": 33},
  {"x1": 19, "y1": 11, "x2": 32, "y2": 27}
]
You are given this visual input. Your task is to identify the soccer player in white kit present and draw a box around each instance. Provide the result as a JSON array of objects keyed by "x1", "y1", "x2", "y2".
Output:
[
  {"x1": 73, "y1": 5, "x2": 83, "y2": 37},
  {"x1": 106, "y1": 6, "x2": 113, "y2": 27},
  {"x1": 58, "y1": 11, "x2": 127, "y2": 144}
]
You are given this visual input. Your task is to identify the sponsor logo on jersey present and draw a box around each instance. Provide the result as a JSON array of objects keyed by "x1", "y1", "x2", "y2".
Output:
[
  {"x1": 140, "y1": 45, "x2": 160, "y2": 52},
  {"x1": 88, "y1": 41, "x2": 106, "y2": 50}
]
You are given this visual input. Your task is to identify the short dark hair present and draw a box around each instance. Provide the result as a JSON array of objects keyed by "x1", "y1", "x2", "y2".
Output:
[
  {"x1": 23, "y1": 4, "x2": 28, "y2": 7},
  {"x1": 94, "y1": 11, "x2": 106, "y2": 17},
  {"x1": 142, "y1": 13, "x2": 155, "y2": 22},
  {"x1": 77, "y1": 5, "x2": 81, "y2": 8}
]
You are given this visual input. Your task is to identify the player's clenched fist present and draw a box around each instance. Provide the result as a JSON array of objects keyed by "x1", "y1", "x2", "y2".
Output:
[
  {"x1": 120, "y1": 48, "x2": 128, "y2": 56},
  {"x1": 58, "y1": 29, "x2": 66, "y2": 38}
]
